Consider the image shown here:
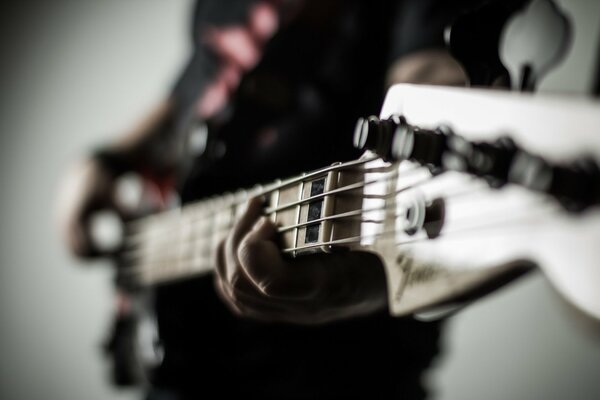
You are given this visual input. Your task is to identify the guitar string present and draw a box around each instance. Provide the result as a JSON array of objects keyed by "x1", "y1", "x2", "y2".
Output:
[
  {"x1": 125, "y1": 155, "x2": 387, "y2": 231},
  {"x1": 118, "y1": 188, "x2": 436, "y2": 277},
  {"x1": 280, "y1": 199, "x2": 558, "y2": 253},
  {"x1": 122, "y1": 167, "x2": 448, "y2": 253},
  {"x1": 122, "y1": 176, "x2": 485, "y2": 261},
  {"x1": 261, "y1": 167, "x2": 423, "y2": 215},
  {"x1": 120, "y1": 187, "x2": 551, "y2": 283},
  {"x1": 123, "y1": 170, "x2": 396, "y2": 241},
  {"x1": 123, "y1": 163, "x2": 426, "y2": 242},
  {"x1": 122, "y1": 200, "x2": 557, "y2": 285},
  {"x1": 118, "y1": 148, "x2": 545, "y2": 280},
  {"x1": 123, "y1": 191, "x2": 549, "y2": 264},
  {"x1": 128, "y1": 162, "x2": 422, "y2": 237},
  {"x1": 120, "y1": 176, "x2": 486, "y2": 261},
  {"x1": 121, "y1": 167, "x2": 413, "y2": 253}
]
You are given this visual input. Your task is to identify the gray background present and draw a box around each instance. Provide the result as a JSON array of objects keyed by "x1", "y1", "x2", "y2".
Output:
[{"x1": 0, "y1": 1, "x2": 598, "y2": 399}]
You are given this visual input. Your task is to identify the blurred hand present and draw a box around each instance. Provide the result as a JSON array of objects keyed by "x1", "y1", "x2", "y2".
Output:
[
  {"x1": 214, "y1": 197, "x2": 388, "y2": 325},
  {"x1": 58, "y1": 100, "x2": 175, "y2": 259},
  {"x1": 57, "y1": 156, "x2": 120, "y2": 258}
]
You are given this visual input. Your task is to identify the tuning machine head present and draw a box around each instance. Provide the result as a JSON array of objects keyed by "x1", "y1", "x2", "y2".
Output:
[
  {"x1": 443, "y1": 135, "x2": 517, "y2": 188},
  {"x1": 353, "y1": 115, "x2": 396, "y2": 161},
  {"x1": 354, "y1": 114, "x2": 452, "y2": 173}
]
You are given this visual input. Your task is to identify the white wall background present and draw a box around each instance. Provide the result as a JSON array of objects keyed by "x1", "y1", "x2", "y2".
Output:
[
  {"x1": 0, "y1": 1, "x2": 191, "y2": 399},
  {"x1": 0, "y1": 1, "x2": 598, "y2": 399}
]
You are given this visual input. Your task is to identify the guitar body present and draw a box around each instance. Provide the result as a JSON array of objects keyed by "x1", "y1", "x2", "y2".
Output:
[{"x1": 367, "y1": 84, "x2": 600, "y2": 318}]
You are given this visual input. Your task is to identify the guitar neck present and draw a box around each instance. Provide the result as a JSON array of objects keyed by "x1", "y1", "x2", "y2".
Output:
[{"x1": 122, "y1": 157, "x2": 376, "y2": 286}]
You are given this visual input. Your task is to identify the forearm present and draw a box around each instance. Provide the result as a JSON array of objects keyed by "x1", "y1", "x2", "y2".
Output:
[
  {"x1": 59, "y1": 98, "x2": 179, "y2": 258},
  {"x1": 98, "y1": 98, "x2": 178, "y2": 176}
]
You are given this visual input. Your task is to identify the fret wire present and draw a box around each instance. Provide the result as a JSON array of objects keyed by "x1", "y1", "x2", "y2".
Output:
[
  {"x1": 293, "y1": 177, "x2": 305, "y2": 258},
  {"x1": 206, "y1": 199, "x2": 226, "y2": 267},
  {"x1": 272, "y1": 179, "x2": 281, "y2": 223}
]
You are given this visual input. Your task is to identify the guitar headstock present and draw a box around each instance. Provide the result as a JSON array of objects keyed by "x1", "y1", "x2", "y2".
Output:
[{"x1": 352, "y1": 84, "x2": 600, "y2": 319}]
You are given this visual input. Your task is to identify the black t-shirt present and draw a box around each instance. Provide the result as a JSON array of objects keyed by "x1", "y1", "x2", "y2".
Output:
[{"x1": 152, "y1": 1, "x2": 476, "y2": 398}]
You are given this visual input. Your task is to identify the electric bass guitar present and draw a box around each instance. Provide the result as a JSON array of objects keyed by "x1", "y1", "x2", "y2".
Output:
[
  {"x1": 119, "y1": 84, "x2": 600, "y2": 317},
  {"x1": 107, "y1": 84, "x2": 600, "y2": 384}
]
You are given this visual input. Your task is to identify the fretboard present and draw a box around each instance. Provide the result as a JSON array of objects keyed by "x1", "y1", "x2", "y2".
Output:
[{"x1": 121, "y1": 157, "x2": 380, "y2": 286}]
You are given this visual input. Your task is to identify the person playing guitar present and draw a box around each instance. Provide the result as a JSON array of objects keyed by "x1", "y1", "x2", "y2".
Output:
[{"x1": 59, "y1": 0, "x2": 589, "y2": 398}]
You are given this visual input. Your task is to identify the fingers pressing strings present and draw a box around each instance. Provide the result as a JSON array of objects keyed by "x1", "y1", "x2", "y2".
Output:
[
  {"x1": 124, "y1": 162, "x2": 555, "y2": 282},
  {"x1": 122, "y1": 164, "x2": 428, "y2": 262},
  {"x1": 122, "y1": 169, "x2": 481, "y2": 263}
]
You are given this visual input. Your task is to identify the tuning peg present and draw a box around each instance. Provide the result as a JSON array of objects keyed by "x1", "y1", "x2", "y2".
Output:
[
  {"x1": 389, "y1": 116, "x2": 449, "y2": 172},
  {"x1": 508, "y1": 150, "x2": 553, "y2": 192},
  {"x1": 354, "y1": 114, "x2": 450, "y2": 171},
  {"x1": 442, "y1": 133, "x2": 472, "y2": 172},
  {"x1": 509, "y1": 151, "x2": 600, "y2": 211},
  {"x1": 353, "y1": 116, "x2": 376, "y2": 151},
  {"x1": 475, "y1": 137, "x2": 518, "y2": 187},
  {"x1": 353, "y1": 115, "x2": 396, "y2": 161},
  {"x1": 548, "y1": 158, "x2": 600, "y2": 212},
  {"x1": 444, "y1": 135, "x2": 517, "y2": 187},
  {"x1": 390, "y1": 116, "x2": 414, "y2": 161}
]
